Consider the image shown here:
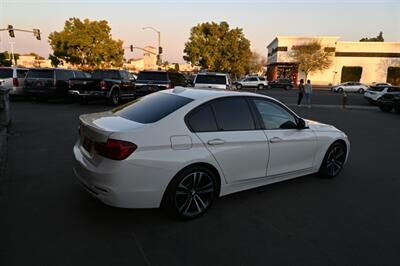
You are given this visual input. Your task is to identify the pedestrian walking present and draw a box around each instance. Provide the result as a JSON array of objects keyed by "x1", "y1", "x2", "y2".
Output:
[
  {"x1": 297, "y1": 79, "x2": 305, "y2": 106},
  {"x1": 304, "y1": 80, "x2": 313, "y2": 107}
]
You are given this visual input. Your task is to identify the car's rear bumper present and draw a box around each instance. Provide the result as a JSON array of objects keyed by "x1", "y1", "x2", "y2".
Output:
[
  {"x1": 69, "y1": 90, "x2": 109, "y2": 98},
  {"x1": 72, "y1": 142, "x2": 171, "y2": 208}
]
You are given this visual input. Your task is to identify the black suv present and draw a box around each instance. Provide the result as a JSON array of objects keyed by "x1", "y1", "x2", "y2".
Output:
[
  {"x1": 268, "y1": 78, "x2": 294, "y2": 90},
  {"x1": 378, "y1": 89, "x2": 400, "y2": 114},
  {"x1": 134, "y1": 71, "x2": 188, "y2": 97},
  {"x1": 24, "y1": 68, "x2": 89, "y2": 100}
]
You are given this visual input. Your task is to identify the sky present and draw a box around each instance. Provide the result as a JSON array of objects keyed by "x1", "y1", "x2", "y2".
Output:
[{"x1": 0, "y1": 0, "x2": 399, "y2": 63}]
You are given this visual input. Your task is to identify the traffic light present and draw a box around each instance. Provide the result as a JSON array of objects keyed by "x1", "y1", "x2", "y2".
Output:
[
  {"x1": 33, "y1": 29, "x2": 41, "y2": 40},
  {"x1": 158, "y1": 46, "x2": 163, "y2": 54},
  {"x1": 130, "y1": 45, "x2": 133, "y2": 52},
  {"x1": 8, "y1": 25, "x2": 15, "y2": 38}
]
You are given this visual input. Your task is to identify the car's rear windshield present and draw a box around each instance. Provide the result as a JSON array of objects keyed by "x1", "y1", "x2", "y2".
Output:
[
  {"x1": 113, "y1": 92, "x2": 193, "y2": 123},
  {"x1": 0, "y1": 69, "x2": 13, "y2": 78},
  {"x1": 137, "y1": 72, "x2": 168, "y2": 81},
  {"x1": 369, "y1": 87, "x2": 385, "y2": 92},
  {"x1": 92, "y1": 70, "x2": 120, "y2": 79},
  {"x1": 195, "y1": 75, "x2": 226, "y2": 85},
  {"x1": 27, "y1": 69, "x2": 54, "y2": 79}
]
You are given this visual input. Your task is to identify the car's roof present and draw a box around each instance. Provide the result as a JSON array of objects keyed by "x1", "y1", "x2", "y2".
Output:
[
  {"x1": 196, "y1": 72, "x2": 229, "y2": 76},
  {"x1": 163, "y1": 87, "x2": 270, "y2": 101}
]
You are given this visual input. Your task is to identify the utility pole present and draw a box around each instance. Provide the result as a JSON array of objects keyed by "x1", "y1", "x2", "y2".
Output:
[
  {"x1": 9, "y1": 42, "x2": 16, "y2": 66},
  {"x1": 142, "y1": 26, "x2": 162, "y2": 66}
]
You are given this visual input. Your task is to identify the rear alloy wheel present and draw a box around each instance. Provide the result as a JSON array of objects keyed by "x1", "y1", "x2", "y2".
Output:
[
  {"x1": 319, "y1": 142, "x2": 346, "y2": 178},
  {"x1": 285, "y1": 85, "x2": 291, "y2": 90},
  {"x1": 358, "y1": 88, "x2": 365, "y2": 93},
  {"x1": 164, "y1": 167, "x2": 217, "y2": 219},
  {"x1": 337, "y1": 88, "x2": 343, "y2": 93},
  {"x1": 379, "y1": 105, "x2": 393, "y2": 113},
  {"x1": 109, "y1": 88, "x2": 120, "y2": 106},
  {"x1": 258, "y1": 84, "x2": 264, "y2": 90},
  {"x1": 236, "y1": 84, "x2": 242, "y2": 90}
]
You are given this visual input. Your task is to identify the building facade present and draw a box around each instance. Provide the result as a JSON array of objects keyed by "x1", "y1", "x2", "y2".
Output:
[{"x1": 266, "y1": 36, "x2": 400, "y2": 85}]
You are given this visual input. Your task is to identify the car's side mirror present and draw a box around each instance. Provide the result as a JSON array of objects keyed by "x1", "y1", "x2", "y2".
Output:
[{"x1": 297, "y1": 118, "x2": 307, "y2": 129}]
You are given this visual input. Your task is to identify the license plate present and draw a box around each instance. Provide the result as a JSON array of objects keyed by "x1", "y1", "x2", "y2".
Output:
[{"x1": 82, "y1": 137, "x2": 93, "y2": 153}]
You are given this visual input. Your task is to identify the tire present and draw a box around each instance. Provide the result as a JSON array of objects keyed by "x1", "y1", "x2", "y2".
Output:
[
  {"x1": 285, "y1": 85, "x2": 291, "y2": 90},
  {"x1": 236, "y1": 84, "x2": 242, "y2": 90},
  {"x1": 257, "y1": 84, "x2": 264, "y2": 90},
  {"x1": 319, "y1": 141, "x2": 347, "y2": 178},
  {"x1": 337, "y1": 88, "x2": 343, "y2": 93},
  {"x1": 379, "y1": 105, "x2": 393, "y2": 113},
  {"x1": 163, "y1": 166, "x2": 218, "y2": 219},
  {"x1": 358, "y1": 88, "x2": 365, "y2": 94},
  {"x1": 109, "y1": 87, "x2": 120, "y2": 106}
]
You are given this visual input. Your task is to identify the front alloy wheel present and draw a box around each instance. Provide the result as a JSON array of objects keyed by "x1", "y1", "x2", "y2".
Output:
[
  {"x1": 319, "y1": 142, "x2": 346, "y2": 178},
  {"x1": 165, "y1": 168, "x2": 217, "y2": 219}
]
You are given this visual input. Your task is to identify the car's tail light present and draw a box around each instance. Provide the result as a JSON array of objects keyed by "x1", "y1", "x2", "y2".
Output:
[
  {"x1": 95, "y1": 139, "x2": 137, "y2": 160},
  {"x1": 100, "y1": 81, "x2": 107, "y2": 90},
  {"x1": 13, "y1": 77, "x2": 19, "y2": 87}
]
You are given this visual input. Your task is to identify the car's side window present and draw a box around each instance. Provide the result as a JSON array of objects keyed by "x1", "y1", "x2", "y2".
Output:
[
  {"x1": 212, "y1": 97, "x2": 255, "y2": 131},
  {"x1": 17, "y1": 69, "x2": 28, "y2": 78},
  {"x1": 252, "y1": 99, "x2": 298, "y2": 130},
  {"x1": 187, "y1": 104, "x2": 218, "y2": 132}
]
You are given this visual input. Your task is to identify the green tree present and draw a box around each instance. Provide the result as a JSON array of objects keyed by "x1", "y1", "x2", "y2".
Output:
[
  {"x1": 360, "y1": 31, "x2": 384, "y2": 42},
  {"x1": 0, "y1": 52, "x2": 12, "y2": 67},
  {"x1": 174, "y1": 63, "x2": 180, "y2": 71},
  {"x1": 48, "y1": 54, "x2": 62, "y2": 68},
  {"x1": 25, "y1": 52, "x2": 44, "y2": 60},
  {"x1": 183, "y1": 21, "x2": 252, "y2": 76},
  {"x1": 290, "y1": 41, "x2": 333, "y2": 81},
  {"x1": 48, "y1": 18, "x2": 124, "y2": 70},
  {"x1": 246, "y1": 51, "x2": 267, "y2": 75}
]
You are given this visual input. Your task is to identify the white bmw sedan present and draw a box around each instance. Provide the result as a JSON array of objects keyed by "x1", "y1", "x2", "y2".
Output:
[{"x1": 73, "y1": 88, "x2": 349, "y2": 219}]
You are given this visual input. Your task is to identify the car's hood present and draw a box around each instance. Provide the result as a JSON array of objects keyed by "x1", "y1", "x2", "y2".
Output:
[{"x1": 305, "y1": 119, "x2": 338, "y2": 131}]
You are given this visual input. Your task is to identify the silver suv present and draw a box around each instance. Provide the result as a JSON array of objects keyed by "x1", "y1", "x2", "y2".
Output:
[
  {"x1": 235, "y1": 76, "x2": 268, "y2": 90},
  {"x1": 0, "y1": 67, "x2": 29, "y2": 95},
  {"x1": 193, "y1": 72, "x2": 232, "y2": 90}
]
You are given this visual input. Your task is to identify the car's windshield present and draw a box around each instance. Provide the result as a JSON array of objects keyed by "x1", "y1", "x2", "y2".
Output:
[
  {"x1": 195, "y1": 75, "x2": 226, "y2": 84},
  {"x1": 27, "y1": 70, "x2": 54, "y2": 79},
  {"x1": 0, "y1": 69, "x2": 13, "y2": 78}
]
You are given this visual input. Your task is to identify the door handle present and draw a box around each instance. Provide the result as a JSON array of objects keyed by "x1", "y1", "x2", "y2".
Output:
[
  {"x1": 269, "y1": 137, "x2": 282, "y2": 143},
  {"x1": 207, "y1": 139, "x2": 225, "y2": 145}
]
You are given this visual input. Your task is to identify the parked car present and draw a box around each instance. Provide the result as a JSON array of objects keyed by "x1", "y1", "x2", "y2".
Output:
[
  {"x1": 235, "y1": 76, "x2": 268, "y2": 90},
  {"x1": 73, "y1": 88, "x2": 349, "y2": 219},
  {"x1": 134, "y1": 71, "x2": 188, "y2": 97},
  {"x1": 0, "y1": 67, "x2": 29, "y2": 96},
  {"x1": 267, "y1": 78, "x2": 293, "y2": 89},
  {"x1": 372, "y1": 82, "x2": 392, "y2": 87},
  {"x1": 364, "y1": 85, "x2": 400, "y2": 104},
  {"x1": 69, "y1": 69, "x2": 135, "y2": 105},
  {"x1": 377, "y1": 90, "x2": 400, "y2": 113},
  {"x1": 331, "y1": 82, "x2": 369, "y2": 93},
  {"x1": 24, "y1": 68, "x2": 88, "y2": 101},
  {"x1": 193, "y1": 72, "x2": 232, "y2": 90}
]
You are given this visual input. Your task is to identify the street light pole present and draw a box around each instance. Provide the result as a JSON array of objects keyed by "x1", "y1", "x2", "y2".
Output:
[
  {"x1": 9, "y1": 42, "x2": 16, "y2": 66},
  {"x1": 142, "y1": 26, "x2": 161, "y2": 66}
]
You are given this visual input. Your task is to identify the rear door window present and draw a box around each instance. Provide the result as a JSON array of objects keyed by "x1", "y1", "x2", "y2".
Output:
[
  {"x1": 187, "y1": 105, "x2": 218, "y2": 132},
  {"x1": 56, "y1": 70, "x2": 74, "y2": 80},
  {"x1": 113, "y1": 92, "x2": 193, "y2": 123},
  {"x1": 212, "y1": 97, "x2": 255, "y2": 131}
]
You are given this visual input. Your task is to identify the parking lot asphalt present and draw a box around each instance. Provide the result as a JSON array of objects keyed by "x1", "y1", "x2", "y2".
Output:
[{"x1": 1, "y1": 92, "x2": 400, "y2": 266}]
